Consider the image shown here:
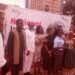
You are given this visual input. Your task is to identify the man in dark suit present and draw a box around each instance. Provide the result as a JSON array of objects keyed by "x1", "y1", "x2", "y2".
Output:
[{"x1": 7, "y1": 19, "x2": 25, "y2": 75}]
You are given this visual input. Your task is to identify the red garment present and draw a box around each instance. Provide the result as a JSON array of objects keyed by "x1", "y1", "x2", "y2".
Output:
[{"x1": 0, "y1": 69, "x2": 2, "y2": 75}]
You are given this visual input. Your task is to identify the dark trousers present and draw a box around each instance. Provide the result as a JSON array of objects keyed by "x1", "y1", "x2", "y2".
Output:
[
  {"x1": 11, "y1": 64, "x2": 19, "y2": 75},
  {"x1": 2, "y1": 63, "x2": 10, "y2": 75},
  {"x1": 52, "y1": 50, "x2": 64, "y2": 75}
]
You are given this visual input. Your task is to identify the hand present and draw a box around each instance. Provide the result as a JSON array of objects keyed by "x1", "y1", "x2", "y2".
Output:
[
  {"x1": 48, "y1": 51, "x2": 52, "y2": 58},
  {"x1": 26, "y1": 50, "x2": 30, "y2": 55}
]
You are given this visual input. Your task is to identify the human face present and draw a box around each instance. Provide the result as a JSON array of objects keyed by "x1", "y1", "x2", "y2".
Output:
[
  {"x1": 48, "y1": 29, "x2": 54, "y2": 36},
  {"x1": 16, "y1": 19, "x2": 23, "y2": 29},
  {"x1": 39, "y1": 26, "x2": 44, "y2": 34},
  {"x1": 29, "y1": 24, "x2": 34, "y2": 30},
  {"x1": 58, "y1": 30, "x2": 63, "y2": 37}
]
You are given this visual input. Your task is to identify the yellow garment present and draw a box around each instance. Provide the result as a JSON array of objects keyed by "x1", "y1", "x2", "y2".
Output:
[{"x1": 12, "y1": 29, "x2": 20, "y2": 64}]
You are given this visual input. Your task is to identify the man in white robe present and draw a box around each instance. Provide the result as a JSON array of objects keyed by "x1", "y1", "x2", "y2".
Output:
[{"x1": 23, "y1": 24, "x2": 35, "y2": 75}]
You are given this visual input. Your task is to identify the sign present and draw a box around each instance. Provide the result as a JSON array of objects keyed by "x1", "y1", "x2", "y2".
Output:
[
  {"x1": 5, "y1": 5, "x2": 71, "y2": 31},
  {"x1": 4, "y1": 5, "x2": 71, "y2": 42}
]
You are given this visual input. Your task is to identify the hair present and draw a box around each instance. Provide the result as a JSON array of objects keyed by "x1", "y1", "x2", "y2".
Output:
[
  {"x1": 46, "y1": 27, "x2": 53, "y2": 34},
  {"x1": 36, "y1": 25, "x2": 44, "y2": 34},
  {"x1": 16, "y1": 19, "x2": 23, "y2": 23},
  {"x1": 66, "y1": 31, "x2": 74, "y2": 40}
]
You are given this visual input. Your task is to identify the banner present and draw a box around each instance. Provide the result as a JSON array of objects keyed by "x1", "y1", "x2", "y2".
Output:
[
  {"x1": 5, "y1": 5, "x2": 71, "y2": 32},
  {"x1": 4, "y1": 5, "x2": 71, "y2": 43}
]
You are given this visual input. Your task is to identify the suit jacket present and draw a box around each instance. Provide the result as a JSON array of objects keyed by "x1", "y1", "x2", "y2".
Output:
[{"x1": 7, "y1": 29, "x2": 25, "y2": 69}]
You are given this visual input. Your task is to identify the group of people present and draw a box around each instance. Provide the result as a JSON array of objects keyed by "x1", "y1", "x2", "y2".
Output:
[
  {"x1": 0, "y1": 18, "x2": 75, "y2": 75},
  {"x1": 33, "y1": 24, "x2": 75, "y2": 75},
  {"x1": 0, "y1": 19, "x2": 36, "y2": 75},
  {"x1": 38, "y1": 25, "x2": 75, "y2": 75}
]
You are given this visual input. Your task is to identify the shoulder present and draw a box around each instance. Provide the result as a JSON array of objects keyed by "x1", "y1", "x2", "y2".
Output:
[
  {"x1": 25, "y1": 29, "x2": 30, "y2": 33},
  {"x1": 8, "y1": 29, "x2": 16, "y2": 37},
  {"x1": 12, "y1": 28, "x2": 17, "y2": 33}
]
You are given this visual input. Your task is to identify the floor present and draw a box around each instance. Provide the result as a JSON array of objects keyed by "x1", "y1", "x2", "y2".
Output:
[{"x1": 6, "y1": 67, "x2": 75, "y2": 75}]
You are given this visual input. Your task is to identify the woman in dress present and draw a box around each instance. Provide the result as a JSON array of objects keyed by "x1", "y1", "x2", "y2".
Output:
[
  {"x1": 34, "y1": 25, "x2": 45, "y2": 75},
  {"x1": 53, "y1": 29, "x2": 65, "y2": 75},
  {"x1": 41, "y1": 27, "x2": 54, "y2": 75},
  {"x1": 63, "y1": 31, "x2": 75, "y2": 72}
]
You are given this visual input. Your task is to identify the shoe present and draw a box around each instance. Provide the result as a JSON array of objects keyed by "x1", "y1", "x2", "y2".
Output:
[
  {"x1": 23, "y1": 73, "x2": 26, "y2": 75},
  {"x1": 28, "y1": 73, "x2": 33, "y2": 75},
  {"x1": 23, "y1": 73, "x2": 29, "y2": 75}
]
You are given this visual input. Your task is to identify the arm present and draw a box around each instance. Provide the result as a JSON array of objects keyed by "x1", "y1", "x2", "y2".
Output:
[
  {"x1": 25, "y1": 30, "x2": 31, "y2": 55},
  {"x1": 44, "y1": 44, "x2": 52, "y2": 57},
  {"x1": 43, "y1": 37, "x2": 53, "y2": 58},
  {"x1": 0, "y1": 33, "x2": 6, "y2": 68}
]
